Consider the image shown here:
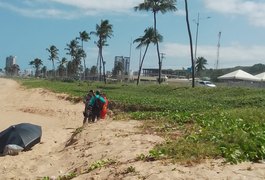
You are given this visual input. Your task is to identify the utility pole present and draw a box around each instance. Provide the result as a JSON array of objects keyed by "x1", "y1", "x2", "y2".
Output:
[
  {"x1": 193, "y1": 13, "x2": 211, "y2": 62},
  {"x1": 129, "y1": 38, "x2": 132, "y2": 75},
  {"x1": 139, "y1": 47, "x2": 142, "y2": 70},
  {"x1": 215, "y1": 31, "x2": 222, "y2": 69},
  {"x1": 160, "y1": 52, "x2": 165, "y2": 71},
  {"x1": 194, "y1": 13, "x2": 200, "y2": 62}
]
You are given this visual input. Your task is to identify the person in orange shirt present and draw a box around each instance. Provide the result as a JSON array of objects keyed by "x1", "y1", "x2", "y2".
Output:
[{"x1": 100, "y1": 93, "x2": 108, "y2": 120}]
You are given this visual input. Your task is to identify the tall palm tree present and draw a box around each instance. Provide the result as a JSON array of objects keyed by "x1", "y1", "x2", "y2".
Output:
[
  {"x1": 58, "y1": 57, "x2": 68, "y2": 77},
  {"x1": 77, "y1": 31, "x2": 90, "y2": 78},
  {"x1": 196, "y1": 56, "x2": 207, "y2": 76},
  {"x1": 46, "y1": 45, "x2": 59, "y2": 77},
  {"x1": 65, "y1": 39, "x2": 83, "y2": 77},
  {"x1": 29, "y1": 58, "x2": 43, "y2": 77},
  {"x1": 134, "y1": 27, "x2": 163, "y2": 85},
  {"x1": 134, "y1": 0, "x2": 177, "y2": 84},
  {"x1": 65, "y1": 39, "x2": 79, "y2": 60},
  {"x1": 184, "y1": 0, "x2": 195, "y2": 87},
  {"x1": 91, "y1": 19, "x2": 113, "y2": 83},
  {"x1": 76, "y1": 48, "x2": 86, "y2": 77}
]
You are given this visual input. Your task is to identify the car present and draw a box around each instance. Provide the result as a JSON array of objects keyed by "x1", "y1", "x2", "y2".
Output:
[{"x1": 198, "y1": 81, "x2": 216, "y2": 87}]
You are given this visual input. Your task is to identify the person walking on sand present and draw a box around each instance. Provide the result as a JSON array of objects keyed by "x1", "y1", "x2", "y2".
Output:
[{"x1": 88, "y1": 90, "x2": 106, "y2": 122}]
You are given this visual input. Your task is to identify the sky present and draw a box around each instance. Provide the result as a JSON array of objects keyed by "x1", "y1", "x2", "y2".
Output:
[{"x1": 1, "y1": 0, "x2": 265, "y2": 72}]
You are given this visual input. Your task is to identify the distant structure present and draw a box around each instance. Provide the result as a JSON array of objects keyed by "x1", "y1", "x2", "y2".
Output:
[
  {"x1": 215, "y1": 31, "x2": 222, "y2": 69},
  {"x1": 5, "y1": 55, "x2": 16, "y2": 69},
  {"x1": 23, "y1": 69, "x2": 34, "y2": 77},
  {"x1": 114, "y1": 56, "x2": 130, "y2": 75}
]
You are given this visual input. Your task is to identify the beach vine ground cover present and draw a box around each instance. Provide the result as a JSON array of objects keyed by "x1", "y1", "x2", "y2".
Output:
[{"x1": 18, "y1": 78, "x2": 265, "y2": 164}]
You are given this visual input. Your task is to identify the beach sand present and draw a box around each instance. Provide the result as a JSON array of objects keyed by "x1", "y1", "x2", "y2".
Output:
[{"x1": 0, "y1": 78, "x2": 264, "y2": 179}]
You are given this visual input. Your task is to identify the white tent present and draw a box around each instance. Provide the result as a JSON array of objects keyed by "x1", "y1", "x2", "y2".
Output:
[
  {"x1": 218, "y1": 69, "x2": 261, "y2": 82},
  {"x1": 255, "y1": 72, "x2": 265, "y2": 81}
]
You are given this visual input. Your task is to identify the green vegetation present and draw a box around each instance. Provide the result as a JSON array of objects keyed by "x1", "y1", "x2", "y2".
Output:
[
  {"x1": 42, "y1": 172, "x2": 76, "y2": 180},
  {"x1": 87, "y1": 159, "x2": 116, "y2": 173},
  {"x1": 18, "y1": 78, "x2": 265, "y2": 164}
]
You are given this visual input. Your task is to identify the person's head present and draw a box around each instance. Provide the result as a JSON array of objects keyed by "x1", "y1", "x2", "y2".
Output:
[
  {"x1": 88, "y1": 90, "x2": 94, "y2": 96},
  {"x1": 95, "y1": 90, "x2": 100, "y2": 95}
]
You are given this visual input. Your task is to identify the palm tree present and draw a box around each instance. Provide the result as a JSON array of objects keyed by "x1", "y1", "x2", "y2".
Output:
[
  {"x1": 40, "y1": 66, "x2": 47, "y2": 78},
  {"x1": 134, "y1": 27, "x2": 163, "y2": 85},
  {"x1": 11, "y1": 64, "x2": 20, "y2": 76},
  {"x1": 29, "y1": 58, "x2": 43, "y2": 77},
  {"x1": 58, "y1": 57, "x2": 68, "y2": 77},
  {"x1": 46, "y1": 45, "x2": 59, "y2": 77},
  {"x1": 90, "y1": 65, "x2": 97, "y2": 76},
  {"x1": 65, "y1": 39, "x2": 79, "y2": 60},
  {"x1": 65, "y1": 39, "x2": 83, "y2": 77},
  {"x1": 184, "y1": 0, "x2": 195, "y2": 87},
  {"x1": 60, "y1": 57, "x2": 68, "y2": 66},
  {"x1": 77, "y1": 31, "x2": 90, "y2": 78},
  {"x1": 134, "y1": 0, "x2": 177, "y2": 84},
  {"x1": 91, "y1": 19, "x2": 113, "y2": 83},
  {"x1": 196, "y1": 57, "x2": 207, "y2": 76},
  {"x1": 5, "y1": 64, "x2": 20, "y2": 76},
  {"x1": 76, "y1": 48, "x2": 86, "y2": 77}
]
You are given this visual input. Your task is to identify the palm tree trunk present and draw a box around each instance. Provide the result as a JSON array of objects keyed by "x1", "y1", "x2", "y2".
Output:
[
  {"x1": 137, "y1": 44, "x2": 149, "y2": 85},
  {"x1": 52, "y1": 60, "x2": 55, "y2": 77},
  {"x1": 99, "y1": 47, "x2": 102, "y2": 81},
  {"x1": 83, "y1": 58, "x2": 86, "y2": 79},
  {"x1": 96, "y1": 50, "x2": 100, "y2": 81},
  {"x1": 184, "y1": 0, "x2": 195, "y2": 88},
  {"x1": 82, "y1": 41, "x2": 87, "y2": 80},
  {"x1": 153, "y1": 12, "x2": 162, "y2": 84},
  {"x1": 102, "y1": 56, "x2": 106, "y2": 84},
  {"x1": 156, "y1": 41, "x2": 162, "y2": 84}
]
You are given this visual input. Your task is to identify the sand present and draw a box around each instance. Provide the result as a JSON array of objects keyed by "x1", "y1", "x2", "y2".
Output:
[{"x1": 0, "y1": 78, "x2": 265, "y2": 180}]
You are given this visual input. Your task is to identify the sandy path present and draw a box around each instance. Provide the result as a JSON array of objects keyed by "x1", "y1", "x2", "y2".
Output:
[
  {"x1": 0, "y1": 78, "x2": 84, "y2": 178},
  {"x1": 0, "y1": 78, "x2": 265, "y2": 180}
]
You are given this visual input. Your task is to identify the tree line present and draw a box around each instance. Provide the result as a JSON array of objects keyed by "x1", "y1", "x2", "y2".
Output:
[
  {"x1": 7, "y1": 1, "x2": 211, "y2": 87},
  {"x1": 28, "y1": 19, "x2": 113, "y2": 83},
  {"x1": 27, "y1": 0, "x2": 180, "y2": 85}
]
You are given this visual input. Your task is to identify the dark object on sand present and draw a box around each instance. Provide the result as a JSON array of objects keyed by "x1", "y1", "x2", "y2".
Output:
[{"x1": 0, "y1": 123, "x2": 42, "y2": 154}]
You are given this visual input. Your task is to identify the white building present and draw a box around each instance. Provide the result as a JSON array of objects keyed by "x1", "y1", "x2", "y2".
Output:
[
  {"x1": 6, "y1": 55, "x2": 16, "y2": 69},
  {"x1": 114, "y1": 56, "x2": 130, "y2": 75}
]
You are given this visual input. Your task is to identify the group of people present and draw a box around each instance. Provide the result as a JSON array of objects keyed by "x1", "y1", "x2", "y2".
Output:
[{"x1": 83, "y1": 90, "x2": 109, "y2": 124}]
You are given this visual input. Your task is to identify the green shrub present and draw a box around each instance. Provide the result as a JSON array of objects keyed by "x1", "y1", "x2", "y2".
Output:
[{"x1": 17, "y1": 78, "x2": 265, "y2": 163}]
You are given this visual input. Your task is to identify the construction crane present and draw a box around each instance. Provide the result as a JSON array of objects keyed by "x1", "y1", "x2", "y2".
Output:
[{"x1": 215, "y1": 31, "x2": 222, "y2": 69}]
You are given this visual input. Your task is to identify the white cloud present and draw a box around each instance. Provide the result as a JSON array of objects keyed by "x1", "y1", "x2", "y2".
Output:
[
  {"x1": 0, "y1": 1, "x2": 83, "y2": 19},
  {"x1": 174, "y1": 9, "x2": 186, "y2": 16},
  {"x1": 203, "y1": 0, "x2": 265, "y2": 28},
  {"x1": 49, "y1": 0, "x2": 142, "y2": 12},
  {"x1": 0, "y1": 0, "x2": 143, "y2": 19},
  {"x1": 162, "y1": 43, "x2": 265, "y2": 69}
]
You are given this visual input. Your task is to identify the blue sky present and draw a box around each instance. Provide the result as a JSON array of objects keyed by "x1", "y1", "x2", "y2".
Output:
[{"x1": 1, "y1": 0, "x2": 265, "y2": 72}]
